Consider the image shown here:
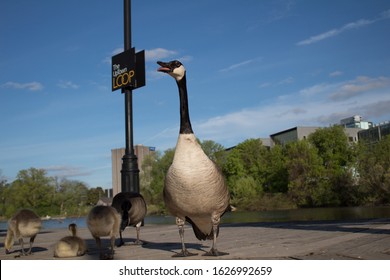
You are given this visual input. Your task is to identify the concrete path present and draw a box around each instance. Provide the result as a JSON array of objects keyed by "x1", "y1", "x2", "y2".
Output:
[{"x1": 1, "y1": 218, "x2": 390, "y2": 260}]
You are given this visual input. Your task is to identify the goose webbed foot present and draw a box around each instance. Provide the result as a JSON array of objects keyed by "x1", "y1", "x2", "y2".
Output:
[
  {"x1": 134, "y1": 239, "x2": 144, "y2": 245},
  {"x1": 172, "y1": 249, "x2": 198, "y2": 257},
  {"x1": 100, "y1": 252, "x2": 114, "y2": 260},
  {"x1": 203, "y1": 248, "x2": 229, "y2": 256}
]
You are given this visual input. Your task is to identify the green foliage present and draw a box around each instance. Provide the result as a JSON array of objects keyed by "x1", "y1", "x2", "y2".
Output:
[
  {"x1": 286, "y1": 140, "x2": 333, "y2": 207},
  {"x1": 264, "y1": 145, "x2": 289, "y2": 193},
  {"x1": 357, "y1": 135, "x2": 390, "y2": 204},
  {"x1": 147, "y1": 148, "x2": 175, "y2": 212},
  {"x1": 229, "y1": 176, "x2": 263, "y2": 210},
  {"x1": 309, "y1": 126, "x2": 361, "y2": 206},
  {"x1": 8, "y1": 168, "x2": 56, "y2": 217},
  {"x1": 200, "y1": 139, "x2": 225, "y2": 163},
  {"x1": 2, "y1": 131, "x2": 390, "y2": 217},
  {"x1": 222, "y1": 139, "x2": 267, "y2": 209},
  {"x1": 308, "y1": 126, "x2": 352, "y2": 168},
  {"x1": 86, "y1": 186, "x2": 105, "y2": 206},
  {"x1": 0, "y1": 168, "x2": 107, "y2": 219}
]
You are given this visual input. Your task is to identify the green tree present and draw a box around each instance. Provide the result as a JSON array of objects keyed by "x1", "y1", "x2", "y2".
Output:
[
  {"x1": 357, "y1": 136, "x2": 390, "y2": 204},
  {"x1": 264, "y1": 144, "x2": 288, "y2": 193},
  {"x1": 308, "y1": 126, "x2": 353, "y2": 168},
  {"x1": 0, "y1": 170, "x2": 9, "y2": 217},
  {"x1": 148, "y1": 148, "x2": 175, "y2": 211},
  {"x1": 8, "y1": 168, "x2": 56, "y2": 216},
  {"x1": 56, "y1": 178, "x2": 88, "y2": 216},
  {"x1": 222, "y1": 139, "x2": 267, "y2": 209},
  {"x1": 286, "y1": 140, "x2": 335, "y2": 207},
  {"x1": 87, "y1": 187, "x2": 106, "y2": 205},
  {"x1": 140, "y1": 151, "x2": 159, "y2": 206},
  {"x1": 308, "y1": 126, "x2": 357, "y2": 206},
  {"x1": 200, "y1": 139, "x2": 225, "y2": 164}
]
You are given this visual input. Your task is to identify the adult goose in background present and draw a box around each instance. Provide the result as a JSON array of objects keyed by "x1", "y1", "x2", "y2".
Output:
[
  {"x1": 111, "y1": 191, "x2": 147, "y2": 246},
  {"x1": 157, "y1": 60, "x2": 230, "y2": 257},
  {"x1": 5, "y1": 209, "x2": 42, "y2": 255},
  {"x1": 86, "y1": 205, "x2": 120, "y2": 259},
  {"x1": 53, "y1": 223, "x2": 87, "y2": 258}
]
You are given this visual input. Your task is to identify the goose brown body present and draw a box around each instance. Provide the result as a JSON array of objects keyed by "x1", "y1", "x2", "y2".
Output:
[
  {"x1": 5, "y1": 209, "x2": 42, "y2": 255},
  {"x1": 111, "y1": 191, "x2": 147, "y2": 245},
  {"x1": 86, "y1": 205, "x2": 120, "y2": 259},
  {"x1": 164, "y1": 134, "x2": 230, "y2": 240}
]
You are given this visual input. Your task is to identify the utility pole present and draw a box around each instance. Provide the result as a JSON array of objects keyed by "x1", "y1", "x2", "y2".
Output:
[
  {"x1": 111, "y1": 0, "x2": 145, "y2": 194},
  {"x1": 121, "y1": 0, "x2": 139, "y2": 193}
]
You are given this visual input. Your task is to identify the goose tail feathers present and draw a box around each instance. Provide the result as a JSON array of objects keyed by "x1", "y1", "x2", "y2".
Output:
[{"x1": 185, "y1": 216, "x2": 217, "y2": 241}]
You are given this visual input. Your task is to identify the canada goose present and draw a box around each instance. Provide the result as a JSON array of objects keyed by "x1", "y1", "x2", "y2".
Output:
[
  {"x1": 53, "y1": 223, "x2": 86, "y2": 258},
  {"x1": 86, "y1": 205, "x2": 120, "y2": 259},
  {"x1": 157, "y1": 60, "x2": 230, "y2": 257},
  {"x1": 5, "y1": 209, "x2": 42, "y2": 255},
  {"x1": 111, "y1": 191, "x2": 147, "y2": 246}
]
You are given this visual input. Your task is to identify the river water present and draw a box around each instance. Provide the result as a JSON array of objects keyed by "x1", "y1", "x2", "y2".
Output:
[{"x1": 1, "y1": 206, "x2": 389, "y2": 231}]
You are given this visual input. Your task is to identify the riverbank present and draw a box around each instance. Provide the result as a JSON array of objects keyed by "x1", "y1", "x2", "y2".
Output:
[{"x1": 1, "y1": 218, "x2": 390, "y2": 260}]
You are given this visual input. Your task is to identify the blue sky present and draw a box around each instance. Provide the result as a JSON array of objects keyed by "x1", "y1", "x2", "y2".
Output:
[{"x1": 1, "y1": 0, "x2": 389, "y2": 189}]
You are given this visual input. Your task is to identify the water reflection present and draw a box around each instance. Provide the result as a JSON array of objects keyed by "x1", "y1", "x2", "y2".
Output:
[
  {"x1": 1, "y1": 206, "x2": 389, "y2": 231},
  {"x1": 222, "y1": 206, "x2": 390, "y2": 224}
]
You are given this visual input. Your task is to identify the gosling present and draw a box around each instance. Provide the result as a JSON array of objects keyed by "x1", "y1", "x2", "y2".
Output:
[
  {"x1": 86, "y1": 205, "x2": 120, "y2": 259},
  {"x1": 5, "y1": 209, "x2": 42, "y2": 255},
  {"x1": 53, "y1": 223, "x2": 86, "y2": 258}
]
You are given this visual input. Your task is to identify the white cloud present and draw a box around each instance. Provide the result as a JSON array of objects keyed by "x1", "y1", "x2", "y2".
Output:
[
  {"x1": 297, "y1": 9, "x2": 390, "y2": 46},
  {"x1": 297, "y1": 19, "x2": 372, "y2": 46},
  {"x1": 145, "y1": 48, "x2": 178, "y2": 62},
  {"x1": 177, "y1": 55, "x2": 193, "y2": 63},
  {"x1": 111, "y1": 47, "x2": 124, "y2": 56},
  {"x1": 259, "y1": 77, "x2": 294, "y2": 88},
  {"x1": 329, "y1": 76, "x2": 390, "y2": 101},
  {"x1": 1, "y1": 81, "x2": 43, "y2": 91},
  {"x1": 329, "y1": 71, "x2": 343, "y2": 77},
  {"x1": 299, "y1": 83, "x2": 334, "y2": 97},
  {"x1": 193, "y1": 75, "x2": 390, "y2": 146},
  {"x1": 44, "y1": 165, "x2": 89, "y2": 176},
  {"x1": 57, "y1": 80, "x2": 80, "y2": 89},
  {"x1": 219, "y1": 59, "x2": 255, "y2": 72},
  {"x1": 278, "y1": 77, "x2": 295, "y2": 85},
  {"x1": 103, "y1": 47, "x2": 124, "y2": 64}
]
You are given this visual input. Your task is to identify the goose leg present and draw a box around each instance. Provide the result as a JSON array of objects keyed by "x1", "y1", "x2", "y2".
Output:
[
  {"x1": 117, "y1": 230, "x2": 125, "y2": 247},
  {"x1": 134, "y1": 221, "x2": 143, "y2": 245},
  {"x1": 204, "y1": 214, "x2": 228, "y2": 256},
  {"x1": 173, "y1": 217, "x2": 197, "y2": 257},
  {"x1": 108, "y1": 235, "x2": 116, "y2": 259},
  {"x1": 19, "y1": 238, "x2": 27, "y2": 255},
  {"x1": 27, "y1": 235, "x2": 36, "y2": 255},
  {"x1": 95, "y1": 237, "x2": 104, "y2": 259}
]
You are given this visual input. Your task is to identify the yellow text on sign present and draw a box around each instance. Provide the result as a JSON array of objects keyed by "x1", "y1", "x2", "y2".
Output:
[{"x1": 113, "y1": 70, "x2": 135, "y2": 89}]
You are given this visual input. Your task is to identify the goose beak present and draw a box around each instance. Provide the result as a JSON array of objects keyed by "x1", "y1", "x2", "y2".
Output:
[{"x1": 157, "y1": 61, "x2": 171, "y2": 73}]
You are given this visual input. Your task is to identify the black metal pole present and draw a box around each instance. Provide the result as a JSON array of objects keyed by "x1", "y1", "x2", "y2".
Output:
[{"x1": 121, "y1": 0, "x2": 139, "y2": 193}]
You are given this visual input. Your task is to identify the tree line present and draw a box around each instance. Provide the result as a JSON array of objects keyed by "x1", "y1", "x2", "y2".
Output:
[
  {"x1": 1, "y1": 126, "x2": 389, "y2": 218},
  {"x1": 141, "y1": 126, "x2": 390, "y2": 212},
  {"x1": 0, "y1": 169, "x2": 105, "y2": 219}
]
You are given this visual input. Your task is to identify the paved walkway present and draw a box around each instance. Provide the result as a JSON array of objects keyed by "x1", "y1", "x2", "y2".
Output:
[{"x1": 1, "y1": 218, "x2": 390, "y2": 260}]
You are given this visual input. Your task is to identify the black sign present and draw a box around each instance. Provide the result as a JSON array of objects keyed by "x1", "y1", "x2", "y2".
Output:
[{"x1": 112, "y1": 48, "x2": 145, "y2": 92}]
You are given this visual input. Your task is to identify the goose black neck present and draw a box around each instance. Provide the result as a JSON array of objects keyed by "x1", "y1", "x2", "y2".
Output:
[{"x1": 176, "y1": 75, "x2": 193, "y2": 134}]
